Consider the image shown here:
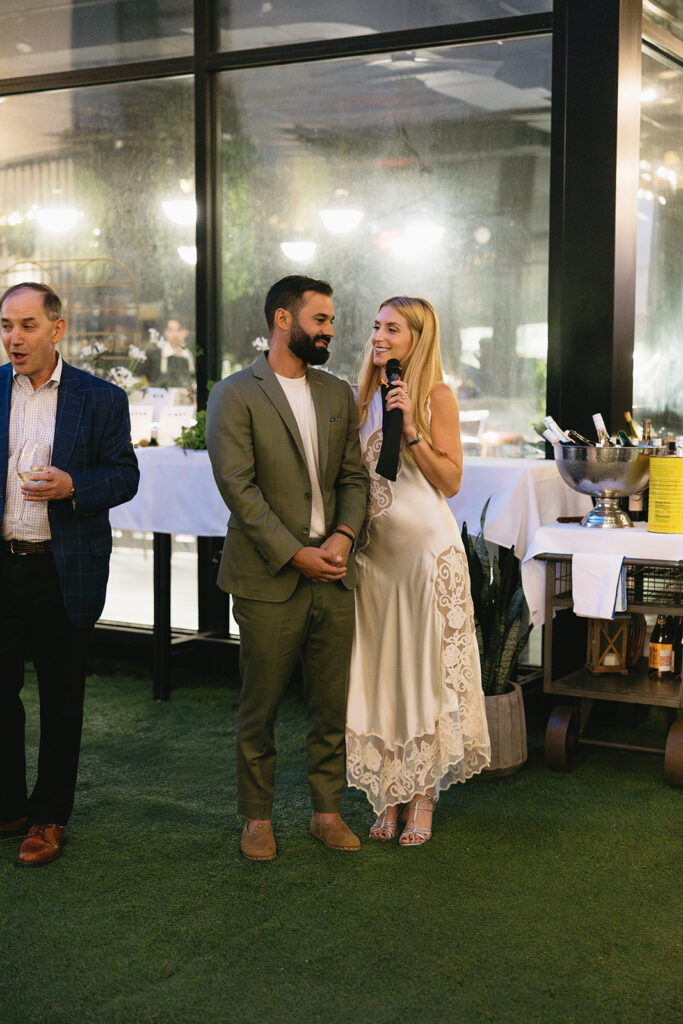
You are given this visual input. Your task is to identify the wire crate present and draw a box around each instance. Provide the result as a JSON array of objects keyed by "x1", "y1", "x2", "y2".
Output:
[
  {"x1": 626, "y1": 564, "x2": 683, "y2": 608},
  {"x1": 548, "y1": 556, "x2": 683, "y2": 610},
  {"x1": 551, "y1": 559, "x2": 573, "y2": 600}
]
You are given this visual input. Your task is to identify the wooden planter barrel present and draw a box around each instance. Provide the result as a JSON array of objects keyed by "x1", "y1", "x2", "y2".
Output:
[{"x1": 483, "y1": 681, "x2": 527, "y2": 777}]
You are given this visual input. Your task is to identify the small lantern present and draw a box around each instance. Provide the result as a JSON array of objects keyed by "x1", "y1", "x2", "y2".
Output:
[{"x1": 586, "y1": 616, "x2": 629, "y2": 674}]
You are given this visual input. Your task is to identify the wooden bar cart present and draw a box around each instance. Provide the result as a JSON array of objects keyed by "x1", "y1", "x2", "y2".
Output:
[{"x1": 538, "y1": 554, "x2": 683, "y2": 787}]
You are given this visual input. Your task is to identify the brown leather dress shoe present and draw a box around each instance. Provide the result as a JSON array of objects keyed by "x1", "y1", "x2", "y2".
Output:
[
  {"x1": 16, "y1": 824, "x2": 65, "y2": 867},
  {"x1": 0, "y1": 816, "x2": 28, "y2": 838},
  {"x1": 310, "y1": 814, "x2": 361, "y2": 851},
  {"x1": 240, "y1": 822, "x2": 276, "y2": 861}
]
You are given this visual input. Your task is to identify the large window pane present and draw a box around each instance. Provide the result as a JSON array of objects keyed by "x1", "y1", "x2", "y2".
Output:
[
  {"x1": 0, "y1": 77, "x2": 197, "y2": 626},
  {"x1": 633, "y1": 49, "x2": 682, "y2": 435},
  {"x1": 103, "y1": 532, "x2": 198, "y2": 630},
  {"x1": 219, "y1": 37, "x2": 552, "y2": 453},
  {"x1": 0, "y1": 78, "x2": 197, "y2": 407},
  {"x1": 218, "y1": 1, "x2": 552, "y2": 52},
  {"x1": 0, "y1": 1, "x2": 193, "y2": 78}
]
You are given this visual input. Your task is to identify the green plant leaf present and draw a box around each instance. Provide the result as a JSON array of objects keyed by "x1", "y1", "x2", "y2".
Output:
[
  {"x1": 461, "y1": 498, "x2": 532, "y2": 696},
  {"x1": 174, "y1": 409, "x2": 207, "y2": 449}
]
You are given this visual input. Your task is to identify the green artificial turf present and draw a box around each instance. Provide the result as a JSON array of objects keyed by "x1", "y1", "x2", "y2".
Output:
[{"x1": 2, "y1": 669, "x2": 681, "y2": 1024}]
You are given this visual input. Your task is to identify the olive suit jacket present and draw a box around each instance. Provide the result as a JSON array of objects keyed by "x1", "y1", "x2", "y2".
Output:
[{"x1": 206, "y1": 353, "x2": 369, "y2": 602}]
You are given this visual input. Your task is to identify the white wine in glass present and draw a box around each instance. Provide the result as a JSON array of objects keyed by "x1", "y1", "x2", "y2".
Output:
[{"x1": 16, "y1": 439, "x2": 52, "y2": 520}]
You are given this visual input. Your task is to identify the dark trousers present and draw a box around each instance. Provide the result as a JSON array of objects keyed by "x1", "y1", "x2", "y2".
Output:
[
  {"x1": 0, "y1": 550, "x2": 91, "y2": 826},
  {"x1": 232, "y1": 576, "x2": 355, "y2": 820}
]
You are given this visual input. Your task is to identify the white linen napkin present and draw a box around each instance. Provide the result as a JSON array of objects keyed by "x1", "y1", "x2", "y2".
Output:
[{"x1": 571, "y1": 553, "x2": 626, "y2": 619}]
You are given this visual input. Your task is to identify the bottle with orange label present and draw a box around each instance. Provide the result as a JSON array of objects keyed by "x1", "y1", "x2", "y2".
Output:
[{"x1": 648, "y1": 614, "x2": 674, "y2": 677}]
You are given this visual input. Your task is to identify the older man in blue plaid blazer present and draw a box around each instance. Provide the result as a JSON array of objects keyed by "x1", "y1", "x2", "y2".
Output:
[{"x1": 0, "y1": 282, "x2": 139, "y2": 866}]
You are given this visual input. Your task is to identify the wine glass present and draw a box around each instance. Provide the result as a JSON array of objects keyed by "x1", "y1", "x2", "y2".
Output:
[{"x1": 16, "y1": 438, "x2": 52, "y2": 520}]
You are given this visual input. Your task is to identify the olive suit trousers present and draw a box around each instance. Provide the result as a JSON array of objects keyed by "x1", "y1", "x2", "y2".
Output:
[{"x1": 232, "y1": 574, "x2": 355, "y2": 820}]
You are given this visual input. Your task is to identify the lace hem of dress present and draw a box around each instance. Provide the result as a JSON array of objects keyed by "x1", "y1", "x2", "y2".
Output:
[{"x1": 346, "y1": 722, "x2": 491, "y2": 815}]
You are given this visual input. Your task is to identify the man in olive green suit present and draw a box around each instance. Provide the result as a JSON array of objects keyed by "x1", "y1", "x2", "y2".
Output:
[{"x1": 206, "y1": 276, "x2": 369, "y2": 861}]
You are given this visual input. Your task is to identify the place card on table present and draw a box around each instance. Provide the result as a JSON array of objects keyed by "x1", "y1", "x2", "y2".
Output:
[
  {"x1": 157, "y1": 406, "x2": 197, "y2": 447},
  {"x1": 128, "y1": 405, "x2": 154, "y2": 444}
]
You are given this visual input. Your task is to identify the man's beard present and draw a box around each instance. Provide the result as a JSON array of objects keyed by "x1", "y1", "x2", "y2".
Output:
[{"x1": 288, "y1": 321, "x2": 330, "y2": 366}]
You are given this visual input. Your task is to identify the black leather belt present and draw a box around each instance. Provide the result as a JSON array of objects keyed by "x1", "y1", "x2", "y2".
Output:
[{"x1": 0, "y1": 539, "x2": 52, "y2": 555}]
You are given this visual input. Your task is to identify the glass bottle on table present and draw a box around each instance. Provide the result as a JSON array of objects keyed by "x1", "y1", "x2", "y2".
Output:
[
  {"x1": 648, "y1": 614, "x2": 674, "y2": 678},
  {"x1": 628, "y1": 491, "x2": 645, "y2": 523}
]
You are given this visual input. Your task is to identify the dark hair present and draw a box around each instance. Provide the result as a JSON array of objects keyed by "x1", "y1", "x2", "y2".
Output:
[
  {"x1": 0, "y1": 281, "x2": 63, "y2": 320},
  {"x1": 264, "y1": 275, "x2": 332, "y2": 332}
]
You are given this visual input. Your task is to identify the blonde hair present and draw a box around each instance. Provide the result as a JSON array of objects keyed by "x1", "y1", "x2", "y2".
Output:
[{"x1": 357, "y1": 296, "x2": 444, "y2": 449}]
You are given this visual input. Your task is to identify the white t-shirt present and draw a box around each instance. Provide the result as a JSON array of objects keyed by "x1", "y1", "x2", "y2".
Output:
[{"x1": 274, "y1": 372, "x2": 326, "y2": 540}]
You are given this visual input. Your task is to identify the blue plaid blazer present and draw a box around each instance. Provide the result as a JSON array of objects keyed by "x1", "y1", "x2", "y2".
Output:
[{"x1": 0, "y1": 359, "x2": 140, "y2": 628}]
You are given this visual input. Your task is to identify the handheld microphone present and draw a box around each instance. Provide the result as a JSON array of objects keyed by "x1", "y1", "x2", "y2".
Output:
[
  {"x1": 375, "y1": 358, "x2": 404, "y2": 481},
  {"x1": 386, "y1": 358, "x2": 402, "y2": 385}
]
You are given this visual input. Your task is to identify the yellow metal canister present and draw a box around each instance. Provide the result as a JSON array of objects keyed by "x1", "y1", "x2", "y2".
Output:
[{"x1": 648, "y1": 456, "x2": 683, "y2": 534}]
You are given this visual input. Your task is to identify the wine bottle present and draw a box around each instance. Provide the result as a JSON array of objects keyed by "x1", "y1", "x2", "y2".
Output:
[
  {"x1": 615, "y1": 430, "x2": 637, "y2": 447},
  {"x1": 592, "y1": 412, "x2": 612, "y2": 446},
  {"x1": 543, "y1": 429, "x2": 565, "y2": 446},
  {"x1": 648, "y1": 614, "x2": 674, "y2": 677},
  {"x1": 543, "y1": 415, "x2": 571, "y2": 444},
  {"x1": 624, "y1": 411, "x2": 640, "y2": 439},
  {"x1": 566, "y1": 429, "x2": 595, "y2": 446},
  {"x1": 642, "y1": 418, "x2": 653, "y2": 444},
  {"x1": 628, "y1": 491, "x2": 645, "y2": 522}
]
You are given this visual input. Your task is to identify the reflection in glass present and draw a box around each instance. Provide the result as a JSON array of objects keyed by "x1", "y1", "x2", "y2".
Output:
[
  {"x1": 218, "y1": 0, "x2": 552, "y2": 52},
  {"x1": 104, "y1": 531, "x2": 198, "y2": 630},
  {"x1": 643, "y1": 0, "x2": 683, "y2": 44},
  {"x1": 0, "y1": 77, "x2": 197, "y2": 412},
  {"x1": 219, "y1": 37, "x2": 552, "y2": 452},
  {"x1": 633, "y1": 50, "x2": 682, "y2": 435},
  {"x1": 0, "y1": 0, "x2": 193, "y2": 77}
]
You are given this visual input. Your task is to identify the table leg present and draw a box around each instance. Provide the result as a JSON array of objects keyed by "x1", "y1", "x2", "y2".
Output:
[{"x1": 153, "y1": 531, "x2": 172, "y2": 701}]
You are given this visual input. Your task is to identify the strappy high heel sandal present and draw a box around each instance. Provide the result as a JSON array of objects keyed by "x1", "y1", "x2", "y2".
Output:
[
  {"x1": 399, "y1": 796, "x2": 434, "y2": 847},
  {"x1": 369, "y1": 806, "x2": 401, "y2": 841}
]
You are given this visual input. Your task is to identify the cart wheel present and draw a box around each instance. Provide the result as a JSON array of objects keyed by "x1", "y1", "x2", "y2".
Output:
[
  {"x1": 664, "y1": 719, "x2": 683, "y2": 789},
  {"x1": 545, "y1": 705, "x2": 580, "y2": 771}
]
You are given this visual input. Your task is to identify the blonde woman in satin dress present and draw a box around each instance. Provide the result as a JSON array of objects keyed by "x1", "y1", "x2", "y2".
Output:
[{"x1": 346, "y1": 296, "x2": 490, "y2": 846}]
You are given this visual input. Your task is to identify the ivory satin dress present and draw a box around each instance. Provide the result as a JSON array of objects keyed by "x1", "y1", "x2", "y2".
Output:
[{"x1": 346, "y1": 390, "x2": 491, "y2": 813}]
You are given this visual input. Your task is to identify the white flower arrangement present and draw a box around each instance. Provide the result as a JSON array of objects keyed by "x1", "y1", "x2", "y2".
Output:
[
  {"x1": 80, "y1": 340, "x2": 108, "y2": 359},
  {"x1": 106, "y1": 365, "x2": 141, "y2": 391},
  {"x1": 252, "y1": 336, "x2": 269, "y2": 352}
]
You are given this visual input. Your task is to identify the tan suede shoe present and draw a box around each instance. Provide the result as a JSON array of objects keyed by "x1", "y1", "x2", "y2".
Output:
[
  {"x1": 16, "y1": 824, "x2": 65, "y2": 867},
  {"x1": 310, "y1": 814, "x2": 360, "y2": 851},
  {"x1": 240, "y1": 822, "x2": 276, "y2": 861}
]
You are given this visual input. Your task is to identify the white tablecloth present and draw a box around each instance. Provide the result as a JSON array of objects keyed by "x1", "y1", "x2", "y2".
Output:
[
  {"x1": 521, "y1": 522, "x2": 683, "y2": 628},
  {"x1": 447, "y1": 456, "x2": 592, "y2": 555},
  {"x1": 111, "y1": 448, "x2": 592, "y2": 557},
  {"x1": 111, "y1": 448, "x2": 228, "y2": 536}
]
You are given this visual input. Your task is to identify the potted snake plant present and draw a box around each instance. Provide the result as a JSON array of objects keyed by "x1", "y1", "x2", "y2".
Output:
[{"x1": 461, "y1": 500, "x2": 532, "y2": 776}]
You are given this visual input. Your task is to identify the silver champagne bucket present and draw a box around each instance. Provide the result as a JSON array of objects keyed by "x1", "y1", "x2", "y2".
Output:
[{"x1": 554, "y1": 444, "x2": 664, "y2": 528}]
